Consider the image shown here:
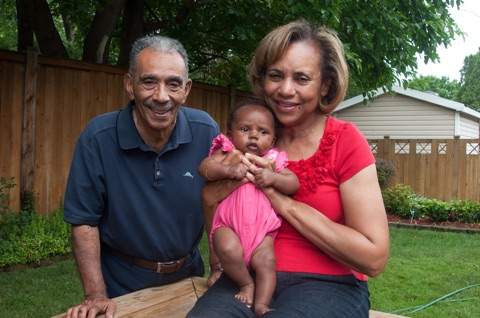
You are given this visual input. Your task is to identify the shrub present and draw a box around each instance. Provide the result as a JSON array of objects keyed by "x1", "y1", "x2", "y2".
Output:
[
  {"x1": 383, "y1": 184, "x2": 480, "y2": 223},
  {"x1": 415, "y1": 197, "x2": 450, "y2": 222},
  {"x1": 0, "y1": 209, "x2": 71, "y2": 268},
  {"x1": 382, "y1": 184, "x2": 416, "y2": 218},
  {"x1": 376, "y1": 158, "x2": 396, "y2": 189},
  {"x1": 448, "y1": 200, "x2": 480, "y2": 223}
]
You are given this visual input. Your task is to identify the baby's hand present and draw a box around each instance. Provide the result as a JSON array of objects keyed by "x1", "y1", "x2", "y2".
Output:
[
  {"x1": 253, "y1": 168, "x2": 276, "y2": 188},
  {"x1": 227, "y1": 163, "x2": 247, "y2": 180}
]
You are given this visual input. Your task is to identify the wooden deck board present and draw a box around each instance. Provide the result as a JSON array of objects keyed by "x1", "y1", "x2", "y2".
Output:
[{"x1": 52, "y1": 277, "x2": 407, "y2": 317}]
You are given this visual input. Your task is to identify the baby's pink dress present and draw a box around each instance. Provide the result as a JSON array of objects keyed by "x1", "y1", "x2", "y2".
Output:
[{"x1": 209, "y1": 134, "x2": 288, "y2": 265}]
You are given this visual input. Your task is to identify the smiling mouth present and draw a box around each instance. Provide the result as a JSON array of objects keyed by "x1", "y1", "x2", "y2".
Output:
[
  {"x1": 153, "y1": 108, "x2": 171, "y2": 115},
  {"x1": 147, "y1": 105, "x2": 174, "y2": 116},
  {"x1": 275, "y1": 101, "x2": 299, "y2": 111}
]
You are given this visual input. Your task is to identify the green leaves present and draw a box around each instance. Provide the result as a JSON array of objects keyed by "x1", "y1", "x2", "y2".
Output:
[
  {"x1": 407, "y1": 75, "x2": 461, "y2": 101},
  {"x1": 407, "y1": 49, "x2": 480, "y2": 112},
  {"x1": 4, "y1": 0, "x2": 464, "y2": 94},
  {"x1": 0, "y1": 210, "x2": 71, "y2": 268},
  {"x1": 458, "y1": 49, "x2": 480, "y2": 110},
  {"x1": 383, "y1": 184, "x2": 480, "y2": 223}
]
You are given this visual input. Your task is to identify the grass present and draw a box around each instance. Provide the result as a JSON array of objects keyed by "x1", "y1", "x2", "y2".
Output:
[
  {"x1": 0, "y1": 259, "x2": 82, "y2": 318},
  {"x1": 0, "y1": 227, "x2": 479, "y2": 318},
  {"x1": 370, "y1": 227, "x2": 480, "y2": 317}
]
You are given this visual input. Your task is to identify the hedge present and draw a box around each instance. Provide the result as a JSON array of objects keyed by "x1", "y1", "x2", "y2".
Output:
[{"x1": 383, "y1": 184, "x2": 480, "y2": 223}]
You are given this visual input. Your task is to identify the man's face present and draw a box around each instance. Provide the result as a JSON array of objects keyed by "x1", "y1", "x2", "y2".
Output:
[{"x1": 125, "y1": 48, "x2": 192, "y2": 134}]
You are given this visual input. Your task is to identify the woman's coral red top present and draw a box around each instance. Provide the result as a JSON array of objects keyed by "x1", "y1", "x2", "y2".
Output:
[{"x1": 274, "y1": 116, "x2": 375, "y2": 281}]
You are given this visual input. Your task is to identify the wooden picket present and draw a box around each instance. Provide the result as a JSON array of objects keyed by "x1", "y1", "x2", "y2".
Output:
[{"x1": 370, "y1": 138, "x2": 480, "y2": 202}]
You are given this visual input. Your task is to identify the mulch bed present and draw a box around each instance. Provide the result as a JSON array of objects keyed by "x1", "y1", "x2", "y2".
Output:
[
  {"x1": 387, "y1": 214, "x2": 480, "y2": 233},
  {"x1": 0, "y1": 254, "x2": 72, "y2": 272}
]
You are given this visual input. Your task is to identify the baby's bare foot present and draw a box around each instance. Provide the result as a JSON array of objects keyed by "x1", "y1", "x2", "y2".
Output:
[
  {"x1": 254, "y1": 303, "x2": 273, "y2": 317},
  {"x1": 234, "y1": 283, "x2": 254, "y2": 307},
  {"x1": 207, "y1": 269, "x2": 222, "y2": 287}
]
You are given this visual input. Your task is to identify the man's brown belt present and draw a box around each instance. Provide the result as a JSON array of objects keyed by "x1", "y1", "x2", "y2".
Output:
[{"x1": 108, "y1": 248, "x2": 186, "y2": 274}]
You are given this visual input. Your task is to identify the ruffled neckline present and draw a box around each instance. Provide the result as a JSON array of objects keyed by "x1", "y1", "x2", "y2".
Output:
[{"x1": 287, "y1": 116, "x2": 340, "y2": 194}]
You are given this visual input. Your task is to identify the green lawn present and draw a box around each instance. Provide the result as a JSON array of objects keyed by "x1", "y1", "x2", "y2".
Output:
[
  {"x1": 370, "y1": 227, "x2": 480, "y2": 317},
  {"x1": 1, "y1": 227, "x2": 479, "y2": 318}
]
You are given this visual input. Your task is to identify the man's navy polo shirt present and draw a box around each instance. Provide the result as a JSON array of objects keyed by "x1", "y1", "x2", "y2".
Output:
[{"x1": 64, "y1": 102, "x2": 219, "y2": 261}]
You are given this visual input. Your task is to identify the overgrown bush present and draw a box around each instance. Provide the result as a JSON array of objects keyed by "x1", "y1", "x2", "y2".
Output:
[
  {"x1": 383, "y1": 184, "x2": 480, "y2": 223},
  {"x1": 448, "y1": 200, "x2": 480, "y2": 223},
  {"x1": 375, "y1": 158, "x2": 396, "y2": 189},
  {"x1": 0, "y1": 209, "x2": 71, "y2": 268},
  {"x1": 382, "y1": 184, "x2": 416, "y2": 218}
]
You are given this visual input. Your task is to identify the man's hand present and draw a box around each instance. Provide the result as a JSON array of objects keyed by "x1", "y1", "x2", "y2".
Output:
[
  {"x1": 69, "y1": 225, "x2": 112, "y2": 318},
  {"x1": 227, "y1": 163, "x2": 248, "y2": 180},
  {"x1": 66, "y1": 295, "x2": 116, "y2": 318}
]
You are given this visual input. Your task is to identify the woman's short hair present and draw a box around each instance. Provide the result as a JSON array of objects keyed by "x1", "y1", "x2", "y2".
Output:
[{"x1": 248, "y1": 19, "x2": 348, "y2": 113}]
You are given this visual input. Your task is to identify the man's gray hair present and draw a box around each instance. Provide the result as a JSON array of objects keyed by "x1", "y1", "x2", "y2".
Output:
[{"x1": 128, "y1": 35, "x2": 189, "y2": 77}]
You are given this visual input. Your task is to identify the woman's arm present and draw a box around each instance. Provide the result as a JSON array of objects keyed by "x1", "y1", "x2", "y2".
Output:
[
  {"x1": 266, "y1": 165, "x2": 389, "y2": 277},
  {"x1": 245, "y1": 154, "x2": 389, "y2": 277}
]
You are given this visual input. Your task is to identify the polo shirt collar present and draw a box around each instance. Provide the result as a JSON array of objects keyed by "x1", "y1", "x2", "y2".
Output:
[{"x1": 117, "y1": 101, "x2": 193, "y2": 151}]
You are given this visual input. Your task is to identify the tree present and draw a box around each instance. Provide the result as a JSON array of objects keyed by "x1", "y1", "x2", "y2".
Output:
[
  {"x1": 18, "y1": 0, "x2": 68, "y2": 57},
  {"x1": 1, "y1": 0, "x2": 20, "y2": 51},
  {"x1": 82, "y1": 0, "x2": 126, "y2": 63},
  {"x1": 458, "y1": 49, "x2": 480, "y2": 110},
  {"x1": 4, "y1": 0, "x2": 464, "y2": 93},
  {"x1": 407, "y1": 75, "x2": 460, "y2": 101}
]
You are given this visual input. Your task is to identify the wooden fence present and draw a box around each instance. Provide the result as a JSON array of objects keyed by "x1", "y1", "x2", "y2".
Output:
[
  {"x1": 1, "y1": 49, "x2": 479, "y2": 214},
  {"x1": 0, "y1": 49, "x2": 250, "y2": 214},
  {"x1": 370, "y1": 138, "x2": 480, "y2": 202}
]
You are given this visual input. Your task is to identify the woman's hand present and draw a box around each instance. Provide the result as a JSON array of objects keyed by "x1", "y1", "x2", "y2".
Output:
[{"x1": 242, "y1": 153, "x2": 275, "y2": 186}]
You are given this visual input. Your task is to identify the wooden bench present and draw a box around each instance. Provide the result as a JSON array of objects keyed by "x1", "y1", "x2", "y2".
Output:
[{"x1": 52, "y1": 277, "x2": 407, "y2": 317}]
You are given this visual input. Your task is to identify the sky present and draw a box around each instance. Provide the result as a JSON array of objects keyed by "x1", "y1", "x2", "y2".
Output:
[{"x1": 416, "y1": 0, "x2": 480, "y2": 81}]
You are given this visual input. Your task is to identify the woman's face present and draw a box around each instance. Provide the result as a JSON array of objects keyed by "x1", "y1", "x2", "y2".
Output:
[{"x1": 263, "y1": 40, "x2": 328, "y2": 128}]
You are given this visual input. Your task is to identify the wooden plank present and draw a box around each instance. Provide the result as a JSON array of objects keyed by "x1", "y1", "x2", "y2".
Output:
[
  {"x1": 52, "y1": 277, "x2": 408, "y2": 318},
  {"x1": 0, "y1": 59, "x2": 23, "y2": 211},
  {"x1": 127, "y1": 293, "x2": 197, "y2": 318},
  {"x1": 457, "y1": 140, "x2": 467, "y2": 199},
  {"x1": 428, "y1": 140, "x2": 438, "y2": 199},
  {"x1": 369, "y1": 310, "x2": 408, "y2": 318},
  {"x1": 20, "y1": 49, "x2": 38, "y2": 210},
  {"x1": 34, "y1": 65, "x2": 54, "y2": 213},
  {"x1": 38, "y1": 54, "x2": 126, "y2": 74}
]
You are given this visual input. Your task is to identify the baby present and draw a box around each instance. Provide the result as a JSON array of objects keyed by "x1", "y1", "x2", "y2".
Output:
[{"x1": 199, "y1": 97, "x2": 299, "y2": 316}]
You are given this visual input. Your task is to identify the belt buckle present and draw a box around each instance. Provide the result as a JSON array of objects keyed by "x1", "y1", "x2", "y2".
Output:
[{"x1": 156, "y1": 260, "x2": 177, "y2": 273}]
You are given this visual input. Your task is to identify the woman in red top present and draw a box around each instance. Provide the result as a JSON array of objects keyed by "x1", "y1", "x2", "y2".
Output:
[{"x1": 189, "y1": 19, "x2": 389, "y2": 318}]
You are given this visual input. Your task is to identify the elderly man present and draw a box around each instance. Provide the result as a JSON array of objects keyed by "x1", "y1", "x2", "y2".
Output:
[{"x1": 64, "y1": 35, "x2": 218, "y2": 318}]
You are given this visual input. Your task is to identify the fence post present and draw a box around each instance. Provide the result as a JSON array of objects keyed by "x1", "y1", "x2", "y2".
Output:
[
  {"x1": 20, "y1": 48, "x2": 38, "y2": 210},
  {"x1": 451, "y1": 136, "x2": 461, "y2": 199},
  {"x1": 382, "y1": 135, "x2": 390, "y2": 159}
]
